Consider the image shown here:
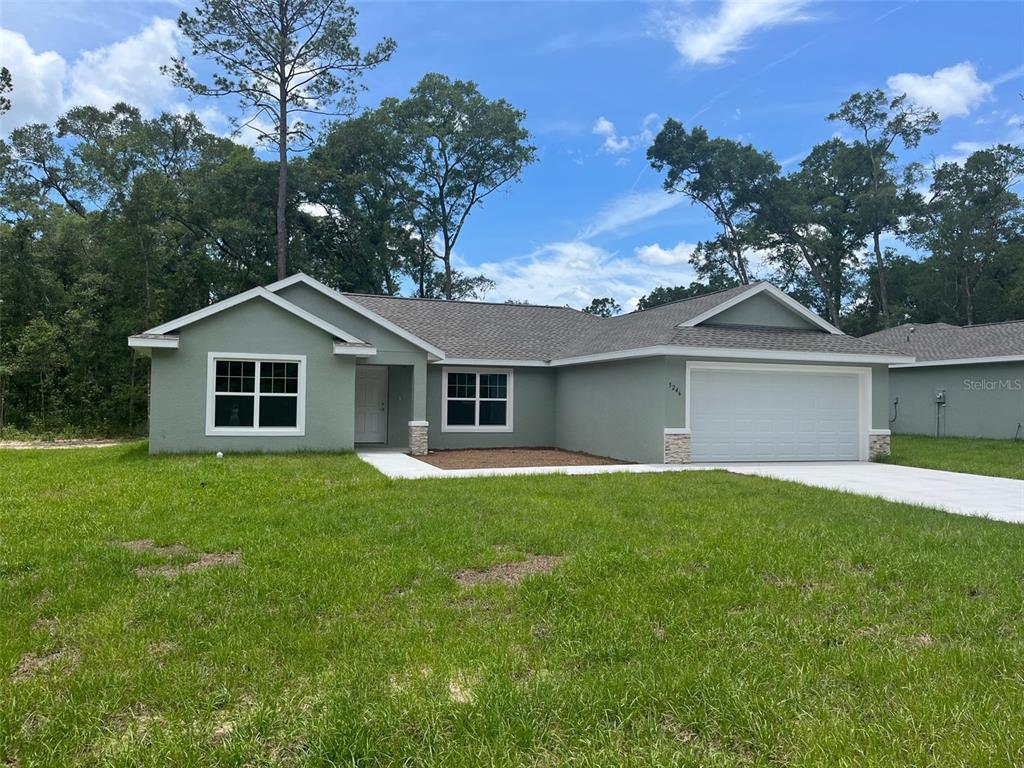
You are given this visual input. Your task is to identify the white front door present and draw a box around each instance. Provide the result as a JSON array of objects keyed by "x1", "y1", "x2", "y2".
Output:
[
  {"x1": 689, "y1": 364, "x2": 864, "y2": 462},
  {"x1": 354, "y1": 366, "x2": 388, "y2": 443}
]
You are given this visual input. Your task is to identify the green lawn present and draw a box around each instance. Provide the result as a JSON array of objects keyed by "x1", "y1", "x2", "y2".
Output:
[
  {"x1": 3, "y1": 446, "x2": 1024, "y2": 766},
  {"x1": 887, "y1": 434, "x2": 1024, "y2": 479}
]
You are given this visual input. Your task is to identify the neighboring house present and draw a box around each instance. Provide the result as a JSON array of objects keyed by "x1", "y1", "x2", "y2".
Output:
[
  {"x1": 863, "y1": 321, "x2": 1024, "y2": 439},
  {"x1": 129, "y1": 274, "x2": 911, "y2": 462}
]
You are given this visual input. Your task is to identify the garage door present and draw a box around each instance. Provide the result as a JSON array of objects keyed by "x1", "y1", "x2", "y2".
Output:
[{"x1": 689, "y1": 366, "x2": 862, "y2": 462}]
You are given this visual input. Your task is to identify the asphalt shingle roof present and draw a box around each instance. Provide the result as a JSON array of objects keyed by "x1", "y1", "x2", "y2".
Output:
[
  {"x1": 347, "y1": 283, "x2": 907, "y2": 361},
  {"x1": 862, "y1": 321, "x2": 1024, "y2": 362}
]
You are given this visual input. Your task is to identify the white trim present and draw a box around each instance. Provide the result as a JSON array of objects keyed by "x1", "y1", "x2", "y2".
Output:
[
  {"x1": 548, "y1": 345, "x2": 913, "y2": 367},
  {"x1": 663, "y1": 427, "x2": 691, "y2": 434},
  {"x1": 205, "y1": 352, "x2": 306, "y2": 437},
  {"x1": 685, "y1": 360, "x2": 872, "y2": 461},
  {"x1": 128, "y1": 334, "x2": 179, "y2": 349},
  {"x1": 679, "y1": 283, "x2": 844, "y2": 335},
  {"x1": 143, "y1": 287, "x2": 366, "y2": 346},
  {"x1": 266, "y1": 273, "x2": 447, "y2": 360},
  {"x1": 408, "y1": 420, "x2": 429, "y2": 427},
  {"x1": 869, "y1": 428, "x2": 891, "y2": 436},
  {"x1": 440, "y1": 366, "x2": 514, "y2": 433},
  {"x1": 436, "y1": 357, "x2": 548, "y2": 367},
  {"x1": 891, "y1": 354, "x2": 1024, "y2": 368},
  {"x1": 333, "y1": 342, "x2": 377, "y2": 356}
]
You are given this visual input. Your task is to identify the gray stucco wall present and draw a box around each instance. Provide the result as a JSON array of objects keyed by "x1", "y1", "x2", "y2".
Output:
[
  {"x1": 148, "y1": 298, "x2": 355, "y2": 453},
  {"x1": 554, "y1": 357, "x2": 671, "y2": 463},
  {"x1": 705, "y1": 293, "x2": 820, "y2": 330},
  {"x1": 888, "y1": 362, "x2": 1024, "y2": 438},
  {"x1": 426, "y1": 366, "x2": 557, "y2": 450}
]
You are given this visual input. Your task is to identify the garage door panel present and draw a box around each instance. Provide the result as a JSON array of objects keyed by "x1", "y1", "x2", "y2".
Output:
[{"x1": 690, "y1": 368, "x2": 861, "y2": 462}]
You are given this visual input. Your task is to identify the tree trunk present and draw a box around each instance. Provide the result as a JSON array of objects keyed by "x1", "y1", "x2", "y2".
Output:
[
  {"x1": 443, "y1": 245, "x2": 453, "y2": 300},
  {"x1": 872, "y1": 231, "x2": 890, "y2": 321},
  {"x1": 275, "y1": 1, "x2": 289, "y2": 281},
  {"x1": 964, "y1": 275, "x2": 974, "y2": 326},
  {"x1": 128, "y1": 349, "x2": 136, "y2": 432}
]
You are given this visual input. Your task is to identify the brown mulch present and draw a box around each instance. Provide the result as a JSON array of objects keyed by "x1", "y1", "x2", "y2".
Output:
[
  {"x1": 415, "y1": 447, "x2": 628, "y2": 470},
  {"x1": 453, "y1": 554, "x2": 566, "y2": 586}
]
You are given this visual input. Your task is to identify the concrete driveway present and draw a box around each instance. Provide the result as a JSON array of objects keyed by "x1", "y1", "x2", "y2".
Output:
[
  {"x1": 359, "y1": 451, "x2": 1024, "y2": 524},
  {"x1": 715, "y1": 462, "x2": 1024, "y2": 524}
]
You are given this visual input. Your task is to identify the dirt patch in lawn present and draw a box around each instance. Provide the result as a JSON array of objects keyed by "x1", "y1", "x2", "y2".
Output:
[
  {"x1": 416, "y1": 447, "x2": 629, "y2": 470},
  {"x1": 454, "y1": 554, "x2": 565, "y2": 586},
  {"x1": 11, "y1": 647, "x2": 80, "y2": 682},
  {"x1": 113, "y1": 540, "x2": 241, "y2": 578}
]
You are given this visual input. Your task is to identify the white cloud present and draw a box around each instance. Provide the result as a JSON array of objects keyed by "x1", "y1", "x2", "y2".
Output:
[
  {"x1": 0, "y1": 28, "x2": 67, "y2": 127},
  {"x1": 635, "y1": 241, "x2": 697, "y2": 266},
  {"x1": 479, "y1": 241, "x2": 698, "y2": 311},
  {"x1": 661, "y1": 0, "x2": 812, "y2": 66},
  {"x1": 67, "y1": 18, "x2": 182, "y2": 114},
  {"x1": 0, "y1": 19, "x2": 184, "y2": 132},
  {"x1": 578, "y1": 189, "x2": 683, "y2": 239},
  {"x1": 592, "y1": 113, "x2": 661, "y2": 154},
  {"x1": 887, "y1": 61, "x2": 992, "y2": 118}
]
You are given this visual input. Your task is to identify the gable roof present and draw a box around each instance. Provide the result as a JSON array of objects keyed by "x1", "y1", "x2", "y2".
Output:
[
  {"x1": 128, "y1": 286, "x2": 374, "y2": 352},
  {"x1": 266, "y1": 273, "x2": 447, "y2": 360},
  {"x1": 679, "y1": 281, "x2": 844, "y2": 334},
  {"x1": 863, "y1": 321, "x2": 1024, "y2": 366}
]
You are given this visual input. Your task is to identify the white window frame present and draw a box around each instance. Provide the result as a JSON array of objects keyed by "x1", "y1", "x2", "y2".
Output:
[
  {"x1": 441, "y1": 367, "x2": 513, "y2": 433},
  {"x1": 205, "y1": 352, "x2": 306, "y2": 437}
]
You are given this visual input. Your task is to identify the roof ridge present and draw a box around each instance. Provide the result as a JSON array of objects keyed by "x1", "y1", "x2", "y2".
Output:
[
  {"x1": 621, "y1": 281, "x2": 757, "y2": 316},
  {"x1": 342, "y1": 291, "x2": 588, "y2": 313},
  {"x1": 962, "y1": 318, "x2": 1024, "y2": 329}
]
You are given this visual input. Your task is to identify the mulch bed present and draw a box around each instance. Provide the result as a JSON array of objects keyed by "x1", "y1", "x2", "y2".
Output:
[{"x1": 414, "y1": 447, "x2": 629, "y2": 470}]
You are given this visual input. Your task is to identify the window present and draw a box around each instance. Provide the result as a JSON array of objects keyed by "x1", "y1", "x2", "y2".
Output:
[
  {"x1": 206, "y1": 354, "x2": 305, "y2": 436},
  {"x1": 442, "y1": 368, "x2": 512, "y2": 432}
]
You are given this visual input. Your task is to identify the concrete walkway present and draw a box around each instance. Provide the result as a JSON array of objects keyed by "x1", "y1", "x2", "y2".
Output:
[{"x1": 356, "y1": 451, "x2": 1024, "y2": 524}]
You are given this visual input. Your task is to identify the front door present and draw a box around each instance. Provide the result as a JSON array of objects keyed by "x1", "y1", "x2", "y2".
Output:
[{"x1": 354, "y1": 366, "x2": 388, "y2": 443}]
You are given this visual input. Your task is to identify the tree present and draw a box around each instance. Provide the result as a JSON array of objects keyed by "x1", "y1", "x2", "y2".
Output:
[
  {"x1": 582, "y1": 297, "x2": 621, "y2": 317},
  {"x1": 758, "y1": 139, "x2": 872, "y2": 324},
  {"x1": 909, "y1": 145, "x2": 1024, "y2": 325},
  {"x1": 827, "y1": 90, "x2": 939, "y2": 321},
  {"x1": 388, "y1": 73, "x2": 537, "y2": 299},
  {"x1": 636, "y1": 279, "x2": 736, "y2": 310},
  {"x1": 166, "y1": 0, "x2": 396, "y2": 280},
  {"x1": 0, "y1": 67, "x2": 12, "y2": 116},
  {"x1": 647, "y1": 121, "x2": 779, "y2": 284}
]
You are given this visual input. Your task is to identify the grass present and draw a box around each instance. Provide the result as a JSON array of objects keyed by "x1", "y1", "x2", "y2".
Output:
[
  {"x1": 3, "y1": 445, "x2": 1024, "y2": 766},
  {"x1": 886, "y1": 434, "x2": 1024, "y2": 479}
]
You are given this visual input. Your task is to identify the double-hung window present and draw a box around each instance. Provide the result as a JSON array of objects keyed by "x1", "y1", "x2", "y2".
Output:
[
  {"x1": 442, "y1": 368, "x2": 512, "y2": 432},
  {"x1": 206, "y1": 353, "x2": 306, "y2": 436}
]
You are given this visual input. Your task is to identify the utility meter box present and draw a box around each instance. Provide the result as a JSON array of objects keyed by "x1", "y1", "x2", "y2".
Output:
[{"x1": 935, "y1": 389, "x2": 946, "y2": 404}]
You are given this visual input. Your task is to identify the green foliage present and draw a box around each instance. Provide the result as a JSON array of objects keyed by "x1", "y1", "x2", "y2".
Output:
[
  {"x1": 636, "y1": 280, "x2": 738, "y2": 311},
  {"x1": 582, "y1": 297, "x2": 621, "y2": 317},
  {"x1": 647, "y1": 120, "x2": 779, "y2": 285}
]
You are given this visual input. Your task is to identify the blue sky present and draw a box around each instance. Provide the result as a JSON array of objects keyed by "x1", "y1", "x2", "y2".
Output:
[{"x1": 2, "y1": 0, "x2": 1022, "y2": 308}]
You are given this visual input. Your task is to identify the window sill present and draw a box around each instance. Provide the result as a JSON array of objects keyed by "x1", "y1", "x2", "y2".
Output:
[
  {"x1": 205, "y1": 428, "x2": 305, "y2": 437},
  {"x1": 440, "y1": 425, "x2": 513, "y2": 433}
]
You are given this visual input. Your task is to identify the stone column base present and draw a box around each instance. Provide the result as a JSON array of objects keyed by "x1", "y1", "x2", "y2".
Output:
[
  {"x1": 408, "y1": 421, "x2": 429, "y2": 456},
  {"x1": 664, "y1": 428, "x2": 692, "y2": 464},
  {"x1": 869, "y1": 430, "x2": 891, "y2": 460}
]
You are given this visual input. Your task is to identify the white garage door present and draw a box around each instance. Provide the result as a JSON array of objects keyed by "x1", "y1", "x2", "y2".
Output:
[{"x1": 689, "y1": 366, "x2": 862, "y2": 462}]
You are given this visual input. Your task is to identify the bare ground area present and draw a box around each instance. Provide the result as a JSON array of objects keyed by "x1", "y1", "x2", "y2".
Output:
[
  {"x1": 111, "y1": 539, "x2": 242, "y2": 578},
  {"x1": 0, "y1": 439, "x2": 135, "y2": 450},
  {"x1": 453, "y1": 554, "x2": 566, "y2": 586},
  {"x1": 415, "y1": 447, "x2": 628, "y2": 470}
]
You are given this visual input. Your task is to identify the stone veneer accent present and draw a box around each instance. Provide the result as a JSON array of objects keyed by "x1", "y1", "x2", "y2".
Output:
[
  {"x1": 663, "y1": 428, "x2": 692, "y2": 464},
  {"x1": 408, "y1": 421, "x2": 429, "y2": 456},
  {"x1": 869, "y1": 430, "x2": 891, "y2": 461}
]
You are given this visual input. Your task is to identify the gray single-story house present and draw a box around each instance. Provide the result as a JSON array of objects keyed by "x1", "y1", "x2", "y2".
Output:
[
  {"x1": 863, "y1": 321, "x2": 1024, "y2": 439},
  {"x1": 128, "y1": 274, "x2": 912, "y2": 462}
]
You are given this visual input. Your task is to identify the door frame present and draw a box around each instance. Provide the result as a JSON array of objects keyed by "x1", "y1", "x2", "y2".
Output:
[
  {"x1": 684, "y1": 360, "x2": 871, "y2": 461},
  {"x1": 354, "y1": 364, "x2": 389, "y2": 444}
]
